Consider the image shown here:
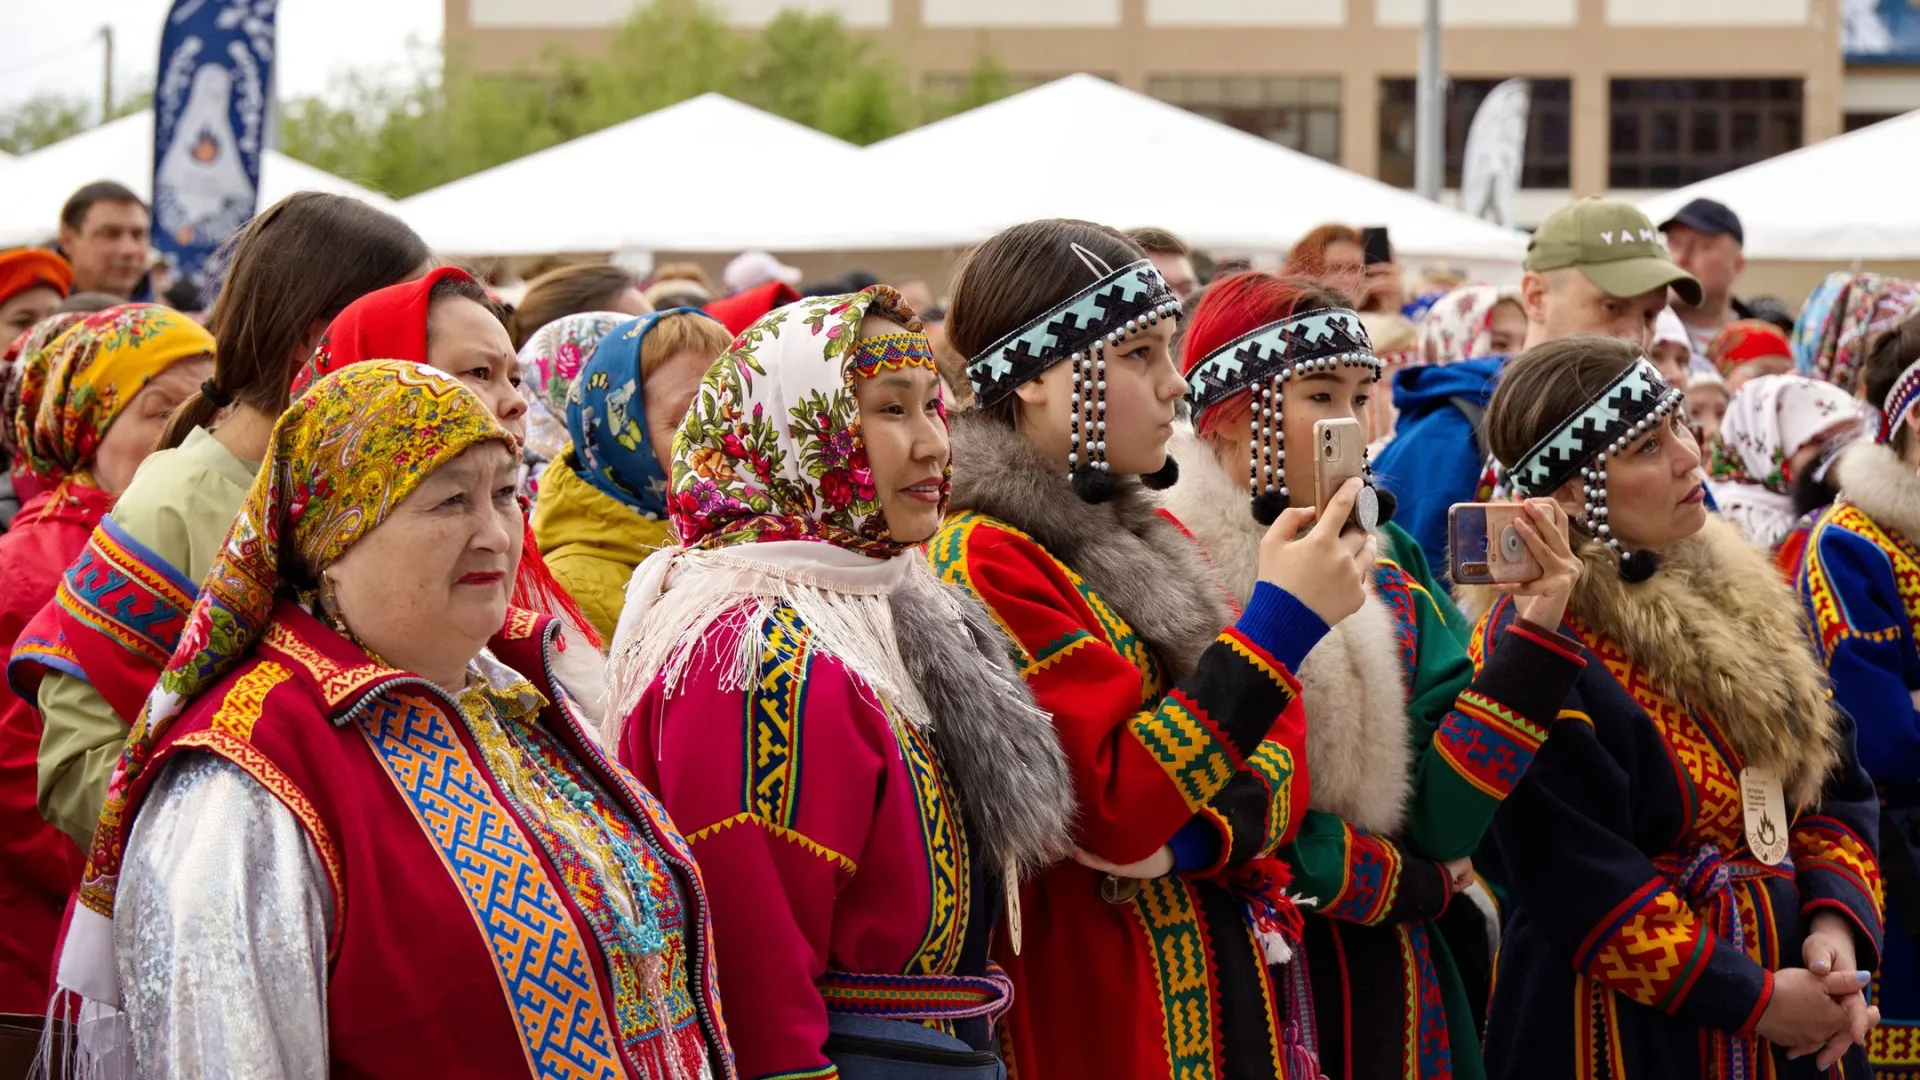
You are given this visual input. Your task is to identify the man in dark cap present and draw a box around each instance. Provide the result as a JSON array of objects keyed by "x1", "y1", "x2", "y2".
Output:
[{"x1": 1661, "y1": 197, "x2": 1752, "y2": 359}]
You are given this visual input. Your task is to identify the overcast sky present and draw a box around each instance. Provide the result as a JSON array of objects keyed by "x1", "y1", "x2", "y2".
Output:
[{"x1": 1, "y1": 0, "x2": 444, "y2": 111}]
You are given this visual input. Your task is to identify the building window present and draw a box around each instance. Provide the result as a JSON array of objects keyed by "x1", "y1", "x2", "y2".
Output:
[
  {"x1": 1845, "y1": 111, "x2": 1902, "y2": 133},
  {"x1": 1377, "y1": 78, "x2": 1571, "y2": 189},
  {"x1": 1147, "y1": 76, "x2": 1342, "y2": 162},
  {"x1": 1608, "y1": 79, "x2": 1801, "y2": 188}
]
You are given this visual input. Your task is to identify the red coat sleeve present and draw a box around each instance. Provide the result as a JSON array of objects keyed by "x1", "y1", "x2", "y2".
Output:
[{"x1": 937, "y1": 520, "x2": 1317, "y2": 866}]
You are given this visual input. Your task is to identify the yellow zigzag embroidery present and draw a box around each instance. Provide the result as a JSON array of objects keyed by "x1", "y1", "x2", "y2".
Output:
[
  {"x1": 1223, "y1": 633, "x2": 1287, "y2": 686},
  {"x1": 687, "y1": 812, "x2": 859, "y2": 875},
  {"x1": 209, "y1": 661, "x2": 292, "y2": 741}
]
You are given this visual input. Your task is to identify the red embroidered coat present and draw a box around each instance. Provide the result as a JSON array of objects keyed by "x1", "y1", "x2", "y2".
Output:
[
  {"x1": 108, "y1": 603, "x2": 735, "y2": 1080},
  {"x1": 620, "y1": 604, "x2": 990, "y2": 1080},
  {"x1": 930, "y1": 510, "x2": 1316, "y2": 1080},
  {"x1": 0, "y1": 482, "x2": 107, "y2": 1012}
]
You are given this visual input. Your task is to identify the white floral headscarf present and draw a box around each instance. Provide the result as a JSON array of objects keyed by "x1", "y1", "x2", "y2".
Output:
[
  {"x1": 515, "y1": 311, "x2": 629, "y2": 468},
  {"x1": 1706, "y1": 374, "x2": 1864, "y2": 547},
  {"x1": 1416, "y1": 284, "x2": 1522, "y2": 367}
]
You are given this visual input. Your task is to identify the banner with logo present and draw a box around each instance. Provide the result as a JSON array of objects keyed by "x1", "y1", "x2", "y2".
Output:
[
  {"x1": 152, "y1": 0, "x2": 278, "y2": 291},
  {"x1": 1460, "y1": 78, "x2": 1530, "y2": 229}
]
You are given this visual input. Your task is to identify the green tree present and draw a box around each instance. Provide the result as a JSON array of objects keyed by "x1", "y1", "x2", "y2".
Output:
[
  {"x1": 0, "y1": 90, "x2": 152, "y2": 155},
  {"x1": 270, "y1": 0, "x2": 1019, "y2": 196}
]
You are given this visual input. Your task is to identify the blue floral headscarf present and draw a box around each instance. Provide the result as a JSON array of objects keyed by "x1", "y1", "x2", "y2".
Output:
[{"x1": 566, "y1": 307, "x2": 726, "y2": 517}]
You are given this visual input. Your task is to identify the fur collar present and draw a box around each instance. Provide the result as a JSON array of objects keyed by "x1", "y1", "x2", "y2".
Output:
[
  {"x1": 1837, "y1": 441, "x2": 1920, "y2": 543},
  {"x1": 1464, "y1": 515, "x2": 1839, "y2": 806},
  {"x1": 947, "y1": 411, "x2": 1230, "y2": 682},
  {"x1": 892, "y1": 568, "x2": 1078, "y2": 877},
  {"x1": 1157, "y1": 429, "x2": 1411, "y2": 835}
]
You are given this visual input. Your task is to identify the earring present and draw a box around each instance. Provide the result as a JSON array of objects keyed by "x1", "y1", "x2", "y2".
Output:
[{"x1": 319, "y1": 572, "x2": 344, "y2": 625}]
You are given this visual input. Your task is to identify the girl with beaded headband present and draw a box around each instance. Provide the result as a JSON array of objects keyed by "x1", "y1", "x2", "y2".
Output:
[
  {"x1": 1471, "y1": 334, "x2": 1884, "y2": 1079},
  {"x1": 1159, "y1": 272, "x2": 1588, "y2": 1080},
  {"x1": 935, "y1": 220, "x2": 1380, "y2": 1080},
  {"x1": 1794, "y1": 312, "x2": 1920, "y2": 1071},
  {"x1": 605, "y1": 286, "x2": 1074, "y2": 1080}
]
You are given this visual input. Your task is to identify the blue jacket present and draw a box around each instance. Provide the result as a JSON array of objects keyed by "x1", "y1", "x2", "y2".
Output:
[{"x1": 1372, "y1": 357, "x2": 1505, "y2": 581}]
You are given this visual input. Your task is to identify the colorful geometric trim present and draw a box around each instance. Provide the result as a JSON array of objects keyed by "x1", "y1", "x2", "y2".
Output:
[
  {"x1": 1432, "y1": 690, "x2": 1550, "y2": 801},
  {"x1": 1403, "y1": 923, "x2": 1452, "y2": 1079},
  {"x1": 683, "y1": 812, "x2": 859, "y2": 876},
  {"x1": 1870, "y1": 1021, "x2": 1920, "y2": 1073},
  {"x1": 54, "y1": 515, "x2": 195, "y2": 667},
  {"x1": 1244, "y1": 737, "x2": 1300, "y2": 855},
  {"x1": 1130, "y1": 688, "x2": 1239, "y2": 814},
  {"x1": 746, "y1": 606, "x2": 812, "y2": 830},
  {"x1": 1572, "y1": 878, "x2": 1711, "y2": 1012},
  {"x1": 1574, "y1": 973, "x2": 1627, "y2": 1080},
  {"x1": 848, "y1": 332, "x2": 938, "y2": 381},
  {"x1": 355, "y1": 690, "x2": 626, "y2": 1080},
  {"x1": 967, "y1": 259, "x2": 1177, "y2": 407},
  {"x1": 1134, "y1": 875, "x2": 1219, "y2": 1080},
  {"x1": 208, "y1": 662, "x2": 292, "y2": 742},
  {"x1": 1321, "y1": 822, "x2": 1405, "y2": 926},
  {"x1": 1804, "y1": 502, "x2": 1920, "y2": 659},
  {"x1": 898, "y1": 720, "x2": 968, "y2": 976},
  {"x1": 1791, "y1": 816, "x2": 1886, "y2": 919},
  {"x1": 1184, "y1": 307, "x2": 1379, "y2": 418},
  {"x1": 1879, "y1": 357, "x2": 1920, "y2": 444},
  {"x1": 817, "y1": 967, "x2": 1012, "y2": 1021},
  {"x1": 5, "y1": 628, "x2": 83, "y2": 701}
]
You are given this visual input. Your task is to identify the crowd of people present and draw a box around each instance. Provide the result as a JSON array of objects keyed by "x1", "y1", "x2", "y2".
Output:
[{"x1": 0, "y1": 177, "x2": 1911, "y2": 1080}]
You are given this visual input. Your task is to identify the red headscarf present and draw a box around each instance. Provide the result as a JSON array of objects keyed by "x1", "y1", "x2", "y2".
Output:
[
  {"x1": 705, "y1": 280, "x2": 800, "y2": 335},
  {"x1": 0, "y1": 249, "x2": 74, "y2": 306},
  {"x1": 1708, "y1": 319, "x2": 1793, "y2": 376},
  {"x1": 290, "y1": 263, "x2": 602, "y2": 646},
  {"x1": 290, "y1": 265, "x2": 472, "y2": 398}
]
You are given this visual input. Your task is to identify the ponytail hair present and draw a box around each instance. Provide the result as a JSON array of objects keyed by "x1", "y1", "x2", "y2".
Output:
[{"x1": 158, "y1": 192, "x2": 429, "y2": 450}]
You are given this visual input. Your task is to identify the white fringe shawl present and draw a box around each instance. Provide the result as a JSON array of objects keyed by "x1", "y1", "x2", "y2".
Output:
[{"x1": 605, "y1": 541, "x2": 938, "y2": 746}]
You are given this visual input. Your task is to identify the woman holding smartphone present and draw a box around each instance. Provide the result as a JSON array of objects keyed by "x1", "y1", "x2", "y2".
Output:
[
  {"x1": 1474, "y1": 334, "x2": 1884, "y2": 1079},
  {"x1": 1158, "y1": 271, "x2": 1588, "y2": 1080},
  {"x1": 932, "y1": 219, "x2": 1372, "y2": 1080}
]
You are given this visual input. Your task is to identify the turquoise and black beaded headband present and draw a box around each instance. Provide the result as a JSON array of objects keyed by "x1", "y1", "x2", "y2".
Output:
[
  {"x1": 965, "y1": 258, "x2": 1180, "y2": 410},
  {"x1": 1878, "y1": 358, "x2": 1920, "y2": 444},
  {"x1": 1185, "y1": 307, "x2": 1381, "y2": 524},
  {"x1": 1509, "y1": 357, "x2": 1682, "y2": 573}
]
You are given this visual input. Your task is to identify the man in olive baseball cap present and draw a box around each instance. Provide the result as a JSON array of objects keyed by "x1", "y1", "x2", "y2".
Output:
[
  {"x1": 1376, "y1": 196, "x2": 1700, "y2": 580},
  {"x1": 1521, "y1": 196, "x2": 1701, "y2": 351}
]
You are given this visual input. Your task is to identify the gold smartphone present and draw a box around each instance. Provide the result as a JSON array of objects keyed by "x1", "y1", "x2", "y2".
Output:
[
  {"x1": 1312, "y1": 418, "x2": 1376, "y2": 532},
  {"x1": 1448, "y1": 503, "x2": 1548, "y2": 584}
]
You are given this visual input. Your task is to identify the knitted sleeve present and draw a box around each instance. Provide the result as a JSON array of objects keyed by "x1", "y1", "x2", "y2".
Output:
[{"x1": 934, "y1": 516, "x2": 1324, "y2": 866}]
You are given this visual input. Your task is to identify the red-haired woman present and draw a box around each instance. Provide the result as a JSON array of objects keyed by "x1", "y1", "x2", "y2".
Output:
[{"x1": 1157, "y1": 271, "x2": 1590, "y2": 1080}]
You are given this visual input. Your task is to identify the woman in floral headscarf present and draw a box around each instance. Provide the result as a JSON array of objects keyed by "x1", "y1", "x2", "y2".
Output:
[
  {"x1": 532, "y1": 309, "x2": 732, "y2": 640},
  {"x1": 0, "y1": 304, "x2": 213, "y2": 1017},
  {"x1": 515, "y1": 310, "x2": 628, "y2": 485},
  {"x1": 1416, "y1": 283, "x2": 1527, "y2": 369},
  {"x1": 57, "y1": 361, "x2": 733, "y2": 1080},
  {"x1": 607, "y1": 286, "x2": 1073, "y2": 1080},
  {"x1": 1707, "y1": 374, "x2": 1865, "y2": 550},
  {"x1": 1794, "y1": 271, "x2": 1920, "y2": 392}
]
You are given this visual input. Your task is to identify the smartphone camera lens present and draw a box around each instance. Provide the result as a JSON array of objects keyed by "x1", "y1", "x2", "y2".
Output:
[{"x1": 1499, "y1": 525, "x2": 1524, "y2": 561}]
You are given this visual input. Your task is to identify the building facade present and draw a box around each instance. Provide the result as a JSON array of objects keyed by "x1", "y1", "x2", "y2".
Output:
[{"x1": 448, "y1": 0, "x2": 1852, "y2": 227}]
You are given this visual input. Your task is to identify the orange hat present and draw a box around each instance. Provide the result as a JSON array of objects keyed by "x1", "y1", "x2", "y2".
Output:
[{"x1": 0, "y1": 249, "x2": 74, "y2": 306}]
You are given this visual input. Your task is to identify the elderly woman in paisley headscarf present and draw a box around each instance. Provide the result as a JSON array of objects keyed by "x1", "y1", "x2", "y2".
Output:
[
  {"x1": 532, "y1": 309, "x2": 733, "y2": 640},
  {"x1": 57, "y1": 361, "x2": 733, "y2": 1080},
  {"x1": 515, "y1": 310, "x2": 628, "y2": 486},
  {"x1": 0, "y1": 305, "x2": 212, "y2": 1018},
  {"x1": 1706, "y1": 374, "x2": 1865, "y2": 550},
  {"x1": 607, "y1": 286, "x2": 1073, "y2": 1080}
]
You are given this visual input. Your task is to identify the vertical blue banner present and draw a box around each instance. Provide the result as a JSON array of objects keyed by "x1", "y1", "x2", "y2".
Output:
[{"x1": 152, "y1": 0, "x2": 278, "y2": 288}]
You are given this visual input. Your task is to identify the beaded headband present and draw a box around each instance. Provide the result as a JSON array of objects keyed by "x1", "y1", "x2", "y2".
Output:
[
  {"x1": 1877, "y1": 357, "x2": 1920, "y2": 444},
  {"x1": 1185, "y1": 308, "x2": 1382, "y2": 524},
  {"x1": 850, "y1": 332, "x2": 939, "y2": 381},
  {"x1": 1508, "y1": 357, "x2": 1682, "y2": 574},
  {"x1": 966, "y1": 258, "x2": 1181, "y2": 408}
]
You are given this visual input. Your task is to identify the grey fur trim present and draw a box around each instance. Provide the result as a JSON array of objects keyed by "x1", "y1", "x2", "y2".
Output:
[
  {"x1": 894, "y1": 568, "x2": 1078, "y2": 876},
  {"x1": 947, "y1": 411, "x2": 1230, "y2": 681}
]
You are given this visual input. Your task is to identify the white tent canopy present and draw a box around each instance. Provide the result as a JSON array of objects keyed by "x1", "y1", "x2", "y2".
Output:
[
  {"x1": 0, "y1": 110, "x2": 401, "y2": 248},
  {"x1": 863, "y1": 75, "x2": 1529, "y2": 265},
  {"x1": 397, "y1": 94, "x2": 938, "y2": 255},
  {"x1": 1639, "y1": 109, "x2": 1920, "y2": 261}
]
